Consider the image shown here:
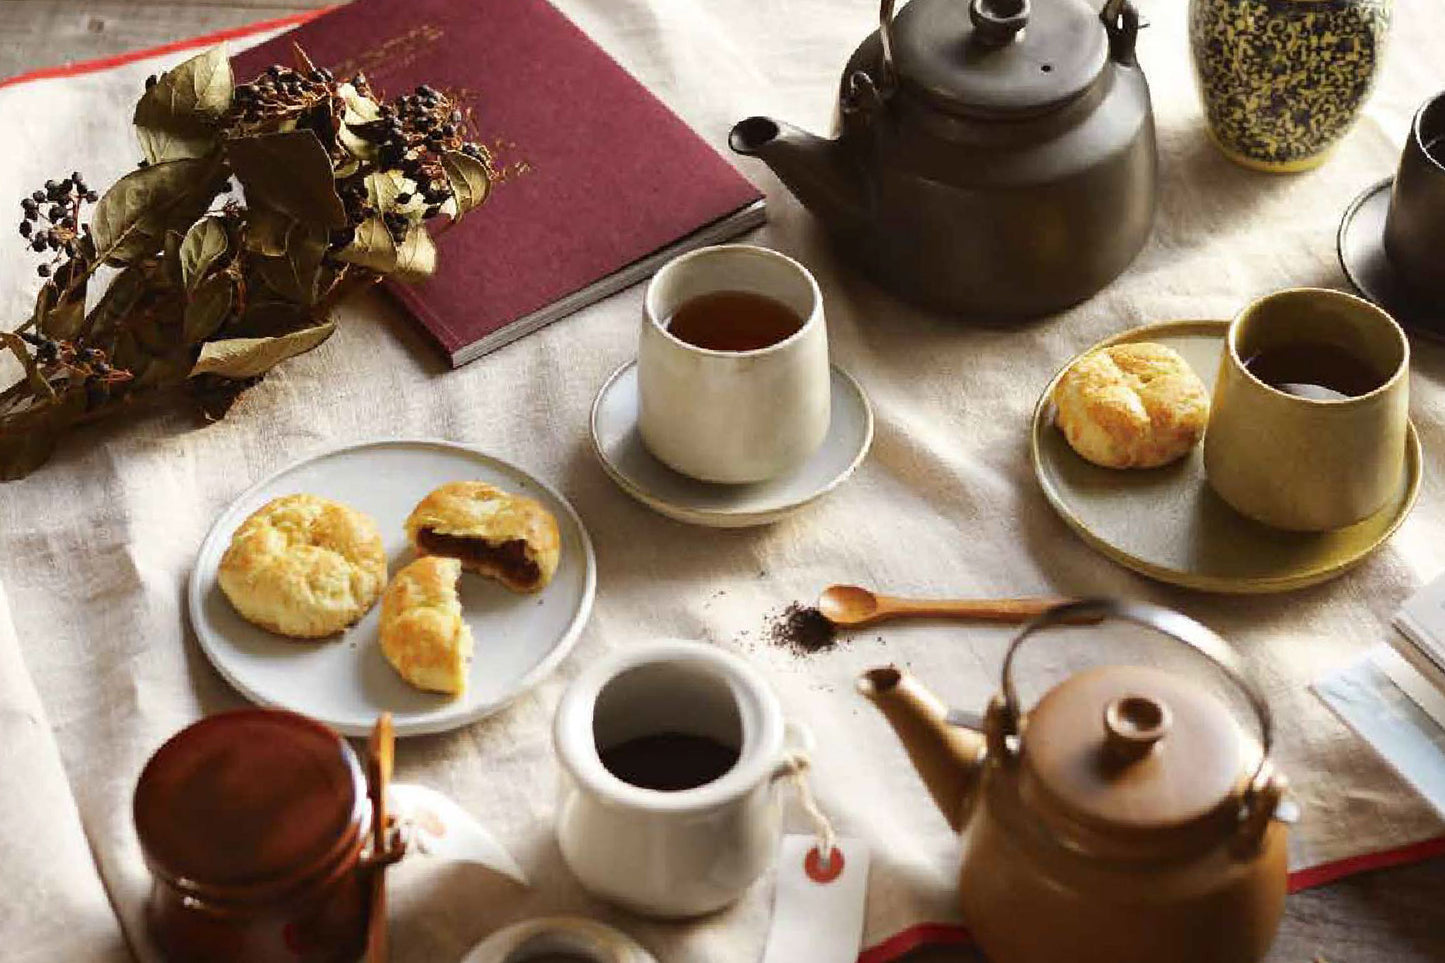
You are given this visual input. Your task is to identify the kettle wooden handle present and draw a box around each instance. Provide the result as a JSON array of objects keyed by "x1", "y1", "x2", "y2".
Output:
[{"x1": 996, "y1": 600, "x2": 1276, "y2": 812}]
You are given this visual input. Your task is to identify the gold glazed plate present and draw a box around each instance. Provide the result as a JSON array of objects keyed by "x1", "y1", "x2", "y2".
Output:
[{"x1": 1031, "y1": 320, "x2": 1422, "y2": 593}]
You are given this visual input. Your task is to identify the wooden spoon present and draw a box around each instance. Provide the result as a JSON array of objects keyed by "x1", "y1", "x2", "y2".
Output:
[
  {"x1": 366, "y1": 713, "x2": 395, "y2": 963},
  {"x1": 818, "y1": 584, "x2": 1077, "y2": 628}
]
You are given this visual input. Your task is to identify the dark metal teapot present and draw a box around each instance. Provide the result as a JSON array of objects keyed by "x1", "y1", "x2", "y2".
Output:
[{"x1": 730, "y1": 0, "x2": 1157, "y2": 320}]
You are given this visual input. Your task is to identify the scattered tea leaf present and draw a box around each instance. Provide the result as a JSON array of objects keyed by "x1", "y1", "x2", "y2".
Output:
[
  {"x1": 180, "y1": 216, "x2": 229, "y2": 291},
  {"x1": 226, "y1": 130, "x2": 348, "y2": 228},
  {"x1": 189, "y1": 322, "x2": 336, "y2": 379},
  {"x1": 183, "y1": 273, "x2": 234, "y2": 343},
  {"x1": 440, "y1": 150, "x2": 491, "y2": 221}
]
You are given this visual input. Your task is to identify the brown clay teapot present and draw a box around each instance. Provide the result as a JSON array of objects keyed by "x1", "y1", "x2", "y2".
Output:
[
  {"x1": 730, "y1": 0, "x2": 1157, "y2": 319},
  {"x1": 859, "y1": 600, "x2": 1295, "y2": 963}
]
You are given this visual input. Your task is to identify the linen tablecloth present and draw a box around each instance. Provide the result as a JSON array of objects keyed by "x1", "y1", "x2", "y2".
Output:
[{"x1": 1, "y1": 1, "x2": 1443, "y2": 959}]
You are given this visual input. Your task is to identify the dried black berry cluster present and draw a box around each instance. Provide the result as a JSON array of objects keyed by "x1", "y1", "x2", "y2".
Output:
[
  {"x1": 17, "y1": 332, "x2": 129, "y2": 408},
  {"x1": 18, "y1": 173, "x2": 96, "y2": 276},
  {"x1": 229, "y1": 63, "x2": 336, "y2": 128}
]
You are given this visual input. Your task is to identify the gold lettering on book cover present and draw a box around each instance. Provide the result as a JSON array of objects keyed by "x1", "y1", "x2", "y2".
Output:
[{"x1": 329, "y1": 25, "x2": 535, "y2": 186}]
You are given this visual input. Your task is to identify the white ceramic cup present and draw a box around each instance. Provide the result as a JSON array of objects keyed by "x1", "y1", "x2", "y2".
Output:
[
  {"x1": 553, "y1": 640, "x2": 811, "y2": 918},
  {"x1": 638, "y1": 245, "x2": 831, "y2": 484}
]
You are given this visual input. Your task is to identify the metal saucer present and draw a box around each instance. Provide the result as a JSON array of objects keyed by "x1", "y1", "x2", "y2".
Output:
[{"x1": 1337, "y1": 177, "x2": 1445, "y2": 338}]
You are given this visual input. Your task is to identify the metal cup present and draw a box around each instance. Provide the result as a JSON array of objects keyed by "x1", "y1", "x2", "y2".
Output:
[{"x1": 1383, "y1": 92, "x2": 1445, "y2": 303}]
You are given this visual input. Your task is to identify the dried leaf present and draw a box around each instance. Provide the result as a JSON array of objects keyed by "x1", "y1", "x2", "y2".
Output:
[
  {"x1": 183, "y1": 273, "x2": 234, "y2": 343},
  {"x1": 34, "y1": 262, "x2": 89, "y2": 341},
  {"x1": 135, "y1": 351, "x2": 194, "y2": 389},
  {"x1": 255, "y1": 229, "x2": 325, "y2": 306},
  {"x1": 0, "y1": 429, "x2": 59, "y2": 481},
  {"x1": 84, "y1": 265, "x2": 148, "y2": 344},
  {"x1": 225, "y1": 131, "x2": 347, "y2": 228},
  {"x1": 91, "y1": 156, "x2": 222, "y2": 264},
  {"x1": 189, "y1": 322, "x2": 336, "y2": 379},
  {"x1": 180, "y1": 216, "x2": 229, "y2": 291},
  {"x1": 440, "y1": 150, "x2": 491, "y2": 220},
  {"x1": 163, "y1": 230, "x2": 185, "y2": 289},
  {"x1": 231, "y1": 299, "x2": 310, "y2": 338},
  {"x1": 392, "y1": 227, "x2": 437, "y2": 283},
  {"x1": 365, "y1": 170, "x2": 421, "y2": 215},
  {"x1": 133, "y1": 47, "x2": 232, "y2": 163},
  {"x1": 335, "y1": 216, "x2": 396, "y2": 273},
  {"x1": 245, "y1": 206, "x2": 292, "y2": 256}
]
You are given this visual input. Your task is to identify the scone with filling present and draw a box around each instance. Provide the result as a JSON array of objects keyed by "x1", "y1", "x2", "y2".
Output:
[
  {"x1": 405, "y1": 481, "x2": 560, "y2": 593},
  {"x1": 1053, "y1": 342, "x2": 1210, "y2": 469},
  {"x1": 380, "y1": 556, "x2": 473, "y2": 695},
  {"x1": 218, "y1": 494, "x2": 388, "y2": 638}
]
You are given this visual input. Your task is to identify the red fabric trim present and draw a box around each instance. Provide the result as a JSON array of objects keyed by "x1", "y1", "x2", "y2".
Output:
[
  {"x1": 858, "y1": 923, "x2": 973, "y2": 963},
  {"x1": 0, "y1": 8, "x2": 334, "y2": 90},
  {"x1": 1286, "y1": 834, "x2": 1445, "y2": 893},
  {"x1": 858, "y1": 835, "x2": 1445, "y2": 962}
]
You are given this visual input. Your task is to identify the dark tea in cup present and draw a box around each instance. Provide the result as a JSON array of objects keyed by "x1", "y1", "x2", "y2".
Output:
[
  {"x1": 1243, "y1": 341, "x2": 1386, "y2": 401},
  {"x1": 664, "y1": 290, "x2": 804, "y2": 352},
  {"x1": 599, "y1": 731, "x2": 741, "y2": 791}
]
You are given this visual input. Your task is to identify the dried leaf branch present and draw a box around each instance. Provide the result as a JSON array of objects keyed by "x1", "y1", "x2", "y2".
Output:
[{"x1": 0, "y1": 45, "x2": 494, "y2": 480}]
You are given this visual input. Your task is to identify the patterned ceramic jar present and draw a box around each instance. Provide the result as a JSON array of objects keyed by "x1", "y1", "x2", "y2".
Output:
[{"x1": 1189, "y1": 0, "x2": 1392, "y2": 172}]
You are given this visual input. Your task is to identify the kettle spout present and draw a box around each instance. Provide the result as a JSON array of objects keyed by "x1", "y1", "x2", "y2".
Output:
[
  {"x1": 729, "y1": 117, "x2": 867, "y2": 228},
  {"x1": 858, "y1": 667, "x2": 986, "y2": 832}
]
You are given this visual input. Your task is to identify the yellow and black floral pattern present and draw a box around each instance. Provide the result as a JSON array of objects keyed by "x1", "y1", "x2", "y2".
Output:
[{"x1": 1189, "y1": 0, "x2": 1391, "y2": 171}]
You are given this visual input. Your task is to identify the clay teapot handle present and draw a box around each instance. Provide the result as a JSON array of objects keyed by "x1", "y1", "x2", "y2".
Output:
[{"x1": 996, "y1": 599, "x2": 1274, "y2": 800}]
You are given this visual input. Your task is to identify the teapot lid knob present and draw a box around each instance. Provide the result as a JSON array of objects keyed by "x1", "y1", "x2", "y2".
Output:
[
  {"x1": 969, "y1": 0, "x2": 1029, "y2": 47},
  {"x1": 1102, "y1": 695, "x2": 1171, "y2": 763}
]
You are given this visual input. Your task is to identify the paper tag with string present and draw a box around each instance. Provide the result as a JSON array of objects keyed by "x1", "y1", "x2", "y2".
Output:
[{"x1": 761, "y1": 757, "x2": 870, "y2": 963}]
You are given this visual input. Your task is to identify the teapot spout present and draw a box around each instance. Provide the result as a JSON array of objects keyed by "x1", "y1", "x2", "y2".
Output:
[
  {"x1": 729, "y1": 117, "x2": 866, "y2": 229},
  {"x1": 858, "y1": 667, "x2": 986, "y2": 832}
]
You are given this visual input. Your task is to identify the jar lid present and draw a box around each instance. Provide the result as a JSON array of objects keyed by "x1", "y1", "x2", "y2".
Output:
[
  {"x1": 890, "y1": 0, "x2": 1109, "y2": 118},
  {"x1": 1018, "y1": 666, "x2": 1244, "y2": 849},
  {"x1": 134, "y1": 709, "x2": 365, "y2": 889}
]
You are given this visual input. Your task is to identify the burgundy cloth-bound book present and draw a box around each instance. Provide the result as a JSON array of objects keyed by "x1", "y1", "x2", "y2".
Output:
[{"x1": 234, "y1": 0, "x2": 765, "y2": 365}]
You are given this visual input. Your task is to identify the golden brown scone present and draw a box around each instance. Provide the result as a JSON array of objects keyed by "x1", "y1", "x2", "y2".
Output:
[
  {"x1": 1053, "y1": 343, "x2": 1210, "y2": 469},
  {"x1": 380, "y1": 556, "x2": 473, "y2": 696},
  {"x1": 404, "y1": 481, "x2": 560, "y2": 593},
  {"x1": 218, "y1": 494, "x2": 388, "y2": 638}
]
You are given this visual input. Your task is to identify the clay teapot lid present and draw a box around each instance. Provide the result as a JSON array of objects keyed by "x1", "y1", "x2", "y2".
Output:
[
  {"x1": 993, "y1": 600, "x2": 1278, "y2": 858},
  {"x1": 887, "y1": 0, "x2": 1110, "y2": 118},
  {"x1": 134, "y1": 709, "x2": 366, "y2": 889},
  {"x1": 1018, "y1": 665, "x2": 1246, "y2": 850}
]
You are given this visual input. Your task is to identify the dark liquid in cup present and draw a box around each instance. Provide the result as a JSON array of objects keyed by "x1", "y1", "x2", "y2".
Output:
[
  {"x1": 599, "y1": 732, "x2": 741, "y2": 791},
  {"x1": 1244, "y1": 342, "x2": 1385, "y2": 401},
  {"x1": 665, "y1": 290, "x2": 804, "y2": 352}
]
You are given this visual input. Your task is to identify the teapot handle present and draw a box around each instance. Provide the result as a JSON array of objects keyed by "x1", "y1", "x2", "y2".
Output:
[
  {"x1": 1099, "y1": 0, "x2": 1140, "y2": 67},
  {"x1": 995, "y1": 599, "x2": 1274, "y2": 805}
]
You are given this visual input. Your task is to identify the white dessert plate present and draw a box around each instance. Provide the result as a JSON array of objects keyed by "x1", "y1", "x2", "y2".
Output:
[
  {"x1": 189, "y1": 439, "x2": 596, "y2": 737},
  {"x1": 590, "y1": 361, "x2": 873, "y2": 528}
]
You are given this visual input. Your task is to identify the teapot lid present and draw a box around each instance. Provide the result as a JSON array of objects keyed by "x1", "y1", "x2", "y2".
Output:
[
  {"x1": 888, "y1": 0, "x2": 1110, "y2": 118},
  {"x1": 1017, "y1": 665, "x2": 1247, "y2": 850}
]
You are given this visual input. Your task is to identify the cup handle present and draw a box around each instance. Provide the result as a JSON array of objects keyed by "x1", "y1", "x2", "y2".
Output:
[{"x1": 770, "y1": 720, "x2": 817, "y2": 783}]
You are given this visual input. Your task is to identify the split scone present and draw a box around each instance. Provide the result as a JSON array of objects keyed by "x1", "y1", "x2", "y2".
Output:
[
  {"x1": 218, "y1": 494, "x2": 388, "y2": 638},
  {"x1": 404, "y1": 481, "x2": 560, "y2": 593},
  {"x1": 379, "y1": 556, "x2": 473, "y2": 695},
  {"x1": 1053, "y1": 342, "x2": 1210, "y2": 469}
]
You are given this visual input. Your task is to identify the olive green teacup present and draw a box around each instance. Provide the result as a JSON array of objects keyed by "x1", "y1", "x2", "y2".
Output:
[{"x1": 1204, "y1": 288, "x2": 1409, "y2": 532}]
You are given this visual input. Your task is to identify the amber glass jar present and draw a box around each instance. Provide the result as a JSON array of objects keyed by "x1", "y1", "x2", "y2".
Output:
[{"x1": 134, "y1": 709, "x2": 374, "y2": 963}]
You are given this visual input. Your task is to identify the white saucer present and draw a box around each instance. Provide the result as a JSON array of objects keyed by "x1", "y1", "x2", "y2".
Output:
[
  {"x1": 188, "y1": 439, "x2": 596, "y2": 737},
  {"x1": 590, "y1": 362, "x2": 873, "y2": 527},
  {"x1": 461, "y1": 917, "x2": 657, "y2": 963}
]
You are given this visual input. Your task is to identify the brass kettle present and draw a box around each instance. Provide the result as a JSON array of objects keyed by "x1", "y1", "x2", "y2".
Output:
[
  {"x1": 859, "y1": 600, "x2": 1294, "y2": 963},
  {"x1": 731, "y1": 0, "x2": 1157, "y2": 319}
]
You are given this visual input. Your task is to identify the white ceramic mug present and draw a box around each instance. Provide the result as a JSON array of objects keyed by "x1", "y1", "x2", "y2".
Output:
[
  {"x1": 638, "y1": 245, "x2": 831, "y2": 484},
  {"x1": 553, "y1": 640, "x2": 811, "y2": 918}
]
